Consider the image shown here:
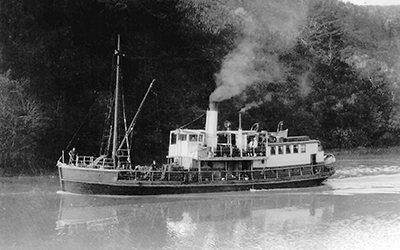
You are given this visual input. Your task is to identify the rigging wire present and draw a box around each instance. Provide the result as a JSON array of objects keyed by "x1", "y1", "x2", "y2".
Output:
[
  {"x1": 99, "y1": 56, "x2": 118, "y2": 156},
  {"x1": 151, "y1": 89, "x2": 164, "y2": 163},
  {"x1": 179, "y1": 113, "x2": 205, "y2": 129},
  {"x1": 65, "y1": 93, "x2": 100, "y2": 151}
]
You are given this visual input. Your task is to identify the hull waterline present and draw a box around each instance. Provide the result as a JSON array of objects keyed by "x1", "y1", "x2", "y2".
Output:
[{"x1": 58, "y1": 165, "x2": 332, "y2": 196}]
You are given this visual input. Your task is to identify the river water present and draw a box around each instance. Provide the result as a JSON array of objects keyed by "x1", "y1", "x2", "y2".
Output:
[{"x1": 1, "y1": 157, "x2": 400, "y2": 250}]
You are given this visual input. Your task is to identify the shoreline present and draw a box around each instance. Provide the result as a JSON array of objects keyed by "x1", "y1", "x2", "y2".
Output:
[{"x1": 1, "y1": 146, "x2": 400, "y2": 177}]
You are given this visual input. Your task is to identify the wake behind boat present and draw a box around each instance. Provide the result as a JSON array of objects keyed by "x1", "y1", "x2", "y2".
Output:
[{"x1": 57, "y1": 36, "x2": 336, "y2": 196}]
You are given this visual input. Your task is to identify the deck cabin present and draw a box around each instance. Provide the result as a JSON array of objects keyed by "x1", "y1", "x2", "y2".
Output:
[{"x1": 167, "y1": 107, "x2": 325, "y2": 176}]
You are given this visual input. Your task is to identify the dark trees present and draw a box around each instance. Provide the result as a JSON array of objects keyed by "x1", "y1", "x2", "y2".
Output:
[{"x1": 0, "y1": 0, "x2": 400, "y2": 175}]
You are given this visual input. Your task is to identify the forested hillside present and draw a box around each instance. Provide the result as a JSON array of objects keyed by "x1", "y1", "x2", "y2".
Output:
[{"x1": 1, "y1": 0, "x2": 400, "y2": 175}]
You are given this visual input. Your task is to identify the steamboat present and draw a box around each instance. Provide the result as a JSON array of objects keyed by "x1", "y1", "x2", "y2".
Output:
[{"x1": 57, "y1": 36, "x2": 336, "y2": 196}]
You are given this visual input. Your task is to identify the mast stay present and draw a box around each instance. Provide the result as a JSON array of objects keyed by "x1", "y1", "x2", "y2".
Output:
[
  {"x1": 112, "y1": 34, "x2": 122, "y2": 167},
  {"x1": 107, "y1": 35, "x2": 156, "y2": 168}
]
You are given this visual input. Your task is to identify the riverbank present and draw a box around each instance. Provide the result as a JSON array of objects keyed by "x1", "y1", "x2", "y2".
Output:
[{"x1": 1, "y1": 146, "x2": 399, "y2": 177}]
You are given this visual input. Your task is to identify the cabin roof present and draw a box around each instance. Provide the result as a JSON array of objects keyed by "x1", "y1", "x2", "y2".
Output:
[
  {"x1": 171, "y1": 129, "x2": 205, "y2": 134},
  {"x1": 171, "y1": 129, "x2": 272, "y2": 135},
  {"x1": 216, "y1": 130, "x2": 268, "y2": 135}
]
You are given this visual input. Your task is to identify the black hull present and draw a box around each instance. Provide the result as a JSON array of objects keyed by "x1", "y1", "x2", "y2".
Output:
[{"x1": 60, "y1": 177, "x2": 329, "y2": 196}]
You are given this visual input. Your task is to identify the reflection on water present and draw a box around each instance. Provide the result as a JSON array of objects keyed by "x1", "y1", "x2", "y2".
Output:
[
  {"x1": 1, "y1": 164, "x2": 400, "y2": 250},
  {"x1": 53, "y1": 188, "x2": 400, "y2": 250},
  {"x1": 55, "y1": 191, "x2": 336, "y2": 250}
]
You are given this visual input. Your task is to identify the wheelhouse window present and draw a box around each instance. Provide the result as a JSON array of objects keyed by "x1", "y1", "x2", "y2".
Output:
[
  {"x1": 300, "y1": 144, "x2": 306, "y2": 153},
  {"x1": 270, "y1": 146, "x2": 276, "y2": 155},
  {"x1": 199, "y1": 134, "x2": 204, "y2": 142},
  {"x1": 189, "y1": 134, "x2": 198, "y2": 142},
  {"x1": 278, "y1": 146, "x2": 283, "y2": 154},
  {"x1": 178, "y1": 134, "x2": 187, "y2": 141},
  {"x1": 170, "y1": 133, "x2": 177, "y2": 144},
  {"x1": 293, "y1": 145, "x2": 299, "y2": 153},
  {"x1": 286, "y1": 145, "x2": 291, "y2": 154}
]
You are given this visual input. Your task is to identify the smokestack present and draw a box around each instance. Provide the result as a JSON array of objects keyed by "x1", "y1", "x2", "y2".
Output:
[
  {"x1": 205, "y1": 102, "x2": 218, "y2": 151},
  {"x1": 239, "y1": 111, "x2": 242, "y2": 130},
  {"x1": 238, "y1": 111, "x2": 243, "y2": 157},
  {"x1": 209, "y1": 102, "x2": 216, "y2": 111}
]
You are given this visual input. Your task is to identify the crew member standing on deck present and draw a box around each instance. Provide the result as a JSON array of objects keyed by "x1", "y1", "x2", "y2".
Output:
[
  {"x1": 69, "y1": 147, "x2": 77, "y2": 164},
  {"x1": 249, "y1": 137, "x2": 258, "y2": 156}
]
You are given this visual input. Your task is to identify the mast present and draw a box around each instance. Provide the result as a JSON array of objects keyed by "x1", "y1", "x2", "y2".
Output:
[{"x1": 112, "y1": 34, "x2": 121, "y2": 166}]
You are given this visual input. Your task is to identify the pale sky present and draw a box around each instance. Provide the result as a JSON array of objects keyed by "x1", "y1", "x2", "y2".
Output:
[{"x1": 342, "y1": 0, "x2": 400, "y2": 5}]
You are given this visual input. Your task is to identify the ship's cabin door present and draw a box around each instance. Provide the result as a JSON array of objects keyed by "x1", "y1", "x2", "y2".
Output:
[{"x1": 310, "y1": 154, "x2": 316, "y2": 165}]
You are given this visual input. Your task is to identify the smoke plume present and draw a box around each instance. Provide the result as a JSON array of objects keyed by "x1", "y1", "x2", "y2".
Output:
[{"x1": 210, "y1": 1, "x2": 309, "y2": 103}]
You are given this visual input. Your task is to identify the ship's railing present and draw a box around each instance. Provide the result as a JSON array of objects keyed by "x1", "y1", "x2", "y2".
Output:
[
  {"x1": 75, "y1": 156, "x2": 115, "y2": 169},
  {"x1": 60, "y1": 150, "x2": 137, "y2": 169},
  {"x1": 214, "y1": 144, "x2": 268, "y2": 157},
  {"x1": 117, "y1": 164, "x2": 334, "y2": 182},
  {"x1": 59, "y1": 150, "x2": 117, "y2": 169}
]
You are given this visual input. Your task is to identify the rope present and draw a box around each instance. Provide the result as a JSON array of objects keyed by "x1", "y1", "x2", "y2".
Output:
[
  {"x1": 65, "y1": 94, "x2": 99, "y2": 151},
  {"x1": 153, "y1": 90, "x2": 164, "y2": 161},
  {"x1": 179, "y1": 113, "x2": 205, "y2": 129}
]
